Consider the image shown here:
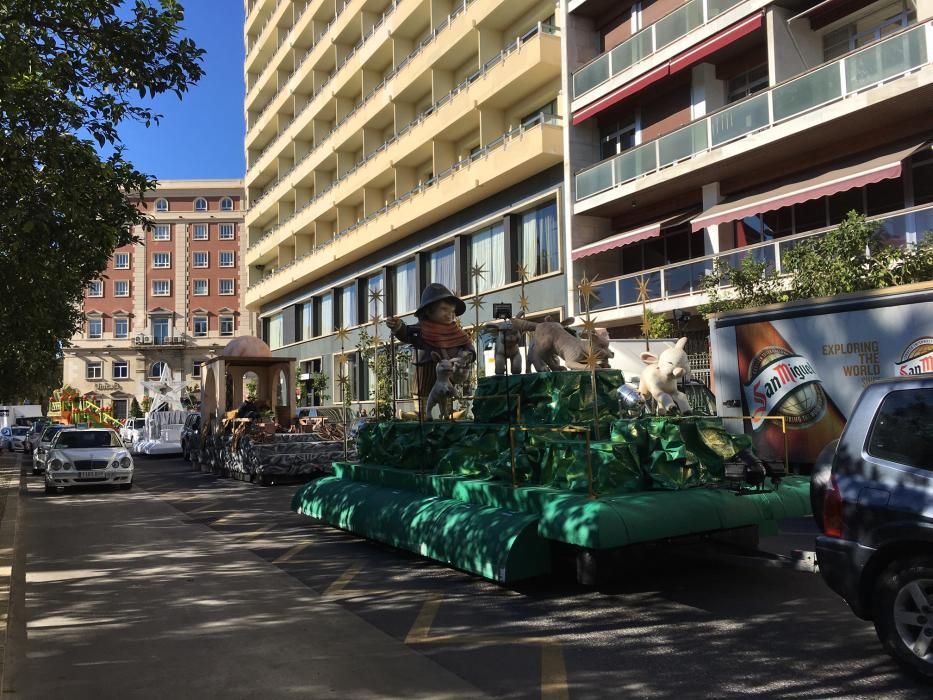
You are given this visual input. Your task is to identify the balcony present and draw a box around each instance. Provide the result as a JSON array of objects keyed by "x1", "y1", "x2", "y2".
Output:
[
  {"x1": 575, "y1": 21, "x2": 932, "y2": 208},
  {"x1": 247, "y1": 23, "x2": 561, "y2": 256},
  {"x1": 245, "y1": 117, "x2": 563, "y2": 308},
  {"x1": 577, "y1": 204, "x2": 933, "y2": 320},
  {"x1": 133, "y1": 335, "x2": 187, "y2": 347}
]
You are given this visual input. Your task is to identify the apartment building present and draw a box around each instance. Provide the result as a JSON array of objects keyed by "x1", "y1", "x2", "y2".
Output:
[
  {"x1": 564, "y1": 0, "x2": 933, "y2": 354},
  {"x1": 61, "y1": 180, "x2": 250, "y2": 419},
  {"x1": 243, "y1": 0, "x2": 567, "y2": 407}
]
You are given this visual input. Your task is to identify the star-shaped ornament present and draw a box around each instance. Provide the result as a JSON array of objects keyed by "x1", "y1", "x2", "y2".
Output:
[
  {"x1": 636, "y1": 276, "x2": 651, "y2": 304},
  {"x1": 584, "y1": 348, "x2": 603, "y2": 371},
  {"x1": 581, "y1": 316, "x2": 599, "y2": 335},
  {"x1": 470, "y1": 263, "x2": 486, "y2": 282},
  {"x1": 468, "y1": 295, "x2": 485, "y2": 312},
  {"x1": 518, "y1": 293, "x2": 531, "y2": 313},
  {"x1": 368, "y1": 287, "x2": 384, "y2": 305},
  {"x1": 577, "y1": 275, "x2": 599, "y2": 306},
  {"x1": 369, "y1": 313, "x2": 383, "y2": 327},
  {"x1": 335, "y1": 326, "x2": 351, "y2": 344},
  {"x1": 516, "y1": 264, "x2": 529, "y2": 283}
]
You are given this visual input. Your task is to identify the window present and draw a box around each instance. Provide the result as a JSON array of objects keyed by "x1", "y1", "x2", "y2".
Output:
[
  {"x1": 368, "y1": 273, "x2": 384, "y2": 320},
  {"x1": 192, "y1": 251, "x2": 209, "y2": 268},
  {"x1": 191, "y1": 361, "x2": 203, "y2": 379},
  {"x1": 600, "y1": 118, "x2": 636, "y2": 160},
  {"x1": 394, "y1": 259, "x2": 417, "y2": 314},
  {"x1": 193, "y1": 316, "x2": 208, "y2": 337},
  {"x1": 114, "y1": 280, "x2": 130, "y2": 297},
  {"x1": 192, "y1": 279, "x2": 209, "y2": 295},
  {"x1": 86, "y1": 362, "x2": 103, "y2": 380},
  {"x1": 152, "y1": 252, "x2": 171, "y2": 269},
  {"x1": 220, "y1": 197, "x2": 234, "y2": 211},
  {"x1": 520, "y1": 201, "x2": 559, "y2": 276},
  {"x1": 219, "y1": 223, "x2": 235, "y2": 240},
  {"x1": 111, "y1": 399, "x2": 128, "y2": 420},
  {"x1": 194, "y1": 197, "x2": 207, "y2": 211},
  {"x1": 341, "y1": 283, "x2": 358, "y2": 326},
  {"x1": 153, "y1": 224, "x2": 170, "y2": 241},
  {"x1": 114, "y1": 252, "x2": 130, "y2": 269},
  {"x1": 88, "y1": 280, "x2": 103, "y2": 297},
  {"x1": 152, "y1": 280, "x2": 171, "y2": 296},
  {"x1": 521, "y1": 99, "x2": 557, "y2": 128},
  {"x1": 112, "y1": 361, "x2": 129, "y2": 379},
  {"x1": 320, "y1": 292, "x2": 334, "y2": 334},
  {"x1": 428, "y1": 245, "x2": 456, "y2": 292},
  {"x1": 269, "y1": 313, "x2": 284, "y2": 349},
  {"x1": 219, "y1": 279, "x2": 235, "y2": 295},
  {"x1": 220, "y1": 315, "x2": 235, "y2": 336},
  {"x1": 151, "y1": 317, "x2": 170, "y2": 343},
  {"x1": 868, "y1": 388, "x2": 933, "y2": 469},
  {"x1": 301, "y1": 302, "x2": 313, "y2": 341},
  {"x1": 192, "y1": 224, "x2": 208, "y2": 240},
  {"x1": 469, "y1": 223, "x2": 506, "y2": 292},
  {"x1": 155, "y1": 198, "x2": 168, "y2": 212},
  {"x1": 727, "y1": 64, "x2": 769, "y2": 103},
  {"x1": 149, "y1": 361, "x2": 167, "y2": 379},
  {"x1": 219, "y1": 251, "x2": 235, "y2": 267},
  {"x1": 87, "y1": 318, "x2": 103, "y2": 339},
  {"x1": 114, "y1": 317, "x2": 129, "y2": 338},
  {"x1": 822, "y1": 0, "x2": 916, "y2": 61}
]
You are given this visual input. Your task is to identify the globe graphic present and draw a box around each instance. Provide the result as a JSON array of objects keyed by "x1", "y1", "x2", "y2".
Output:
[{"x1": 777, "y1": 381, "x2": 825, "y2": 425}]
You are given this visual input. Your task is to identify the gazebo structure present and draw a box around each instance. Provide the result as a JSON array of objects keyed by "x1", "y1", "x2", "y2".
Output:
[{"x1": 201, "y1": 336, "x2": 297, "y2": 429}]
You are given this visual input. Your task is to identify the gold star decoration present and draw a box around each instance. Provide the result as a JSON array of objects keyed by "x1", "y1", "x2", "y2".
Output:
[
  {"x1": 518, "y1": 293, "x2": 531, "y2": 313},
  {"x1": 636, "y1": 276, "x2": 650, "y2": 304},
  {"x1": 368, "y1": 287, "x2": 384, "y2": 305},
  {"x1": 470, "y1": 263, "x2": 486, "y2": 282},
  {"x1": 580, "y1": 315, "x2": 599, "y2": 335},
  {"x1": 335, "y1": 326, "x2": 350, "y2": 344},
  {"x1": 468, "y1": 295, "x2": 485, "y2": 312},
  {"x1": 640, "y1": 318, "x2": 652, "y2": 337},
  {"x1": 516, "y1": 263, "x2": 529, "y2": 283},
  {"x1": 577, "y1": 275, "x2": 599, "y2": 306},
  {"x1": 336, "y1": 371, "x2": 350, "y2": 391},
  {"x1": 369, "y1": 313, "x2": 383, "y2": 327},
  {"x1": 583, "y1": 347, "x2": 603, "y2": 371}
]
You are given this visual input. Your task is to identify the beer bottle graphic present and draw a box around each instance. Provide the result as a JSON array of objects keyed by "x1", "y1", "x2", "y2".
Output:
[{"x1": 735, "y1": 321, "x2": 847, "y2": 467}]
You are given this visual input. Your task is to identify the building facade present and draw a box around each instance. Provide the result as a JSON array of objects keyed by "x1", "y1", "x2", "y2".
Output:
[
  {"x1": 243, "y1": 0, "x2": 567, "y2": 408},
  {"x1": 564, "y1": 0, "x2": 933, "y2": 357},
  {"x1": 61, "y1": 180, "x2": 250, "y2": 419}
]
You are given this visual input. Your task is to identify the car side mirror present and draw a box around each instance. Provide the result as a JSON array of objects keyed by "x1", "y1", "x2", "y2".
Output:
[{"x1": 723, "y1": 399, "x2": 741, "y2": 408}]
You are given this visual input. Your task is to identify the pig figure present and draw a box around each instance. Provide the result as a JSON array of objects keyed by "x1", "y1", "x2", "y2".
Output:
[{"x1": 638, "y1": 337, "x2": 692, "y2": 415}]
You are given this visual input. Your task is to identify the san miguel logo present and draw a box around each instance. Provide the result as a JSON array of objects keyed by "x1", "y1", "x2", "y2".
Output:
[
  {"x1": 896, "y1": 337, "x2": 933, "y2": 376},
  {"x1": 744, "y1": 346, "x2": 827, "y2": 431}
]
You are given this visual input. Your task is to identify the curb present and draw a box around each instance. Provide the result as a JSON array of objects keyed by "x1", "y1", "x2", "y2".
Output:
[{"x1": 0, "y1": 454, "x2": 25, "y2": 694}]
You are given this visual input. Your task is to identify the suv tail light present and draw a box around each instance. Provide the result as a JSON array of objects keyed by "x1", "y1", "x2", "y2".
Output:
[{"x1": 823, "y1": 475, "x2": 844, "y2": 538}]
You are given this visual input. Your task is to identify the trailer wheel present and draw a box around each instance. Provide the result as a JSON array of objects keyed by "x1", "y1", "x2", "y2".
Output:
[{"x1": 576, "y1": 549, "x2": 606, "y2": 587}]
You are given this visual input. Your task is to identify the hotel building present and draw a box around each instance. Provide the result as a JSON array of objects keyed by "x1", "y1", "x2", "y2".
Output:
[
  {"x1": 61, "y1": 180, "x2": 250, "y2": 419},
  {"x1": 243, "y1": 0, "x2": 567, "y2": 406},
  {"x1": 564, "y1": 0, "x2": 933, "y2": 371}
]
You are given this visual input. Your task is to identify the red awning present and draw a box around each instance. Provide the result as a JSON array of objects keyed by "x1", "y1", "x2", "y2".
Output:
[
  {"x1": 690, "y1": 141, "x2": 927, "y2": 232},
  {"x1": 572, "y1": 13, "x2": 763, "y2": 126},
  {"x1": 572, "y1": 209, "x2": 699, "y2": 260}
]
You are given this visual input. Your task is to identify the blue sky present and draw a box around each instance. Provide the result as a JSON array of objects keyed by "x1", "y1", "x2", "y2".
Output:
[{"x1": 116, "y1": 0, "x2": 246, "y2": 180}]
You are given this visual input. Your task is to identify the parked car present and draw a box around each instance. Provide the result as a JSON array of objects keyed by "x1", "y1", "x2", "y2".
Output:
[
  {"x1": 44, "y1": 428, "x2": 134, "y2": 494},
  {"x1": 180, "y1": 413, "x2": 201, "y2": 461},
  {"x1": 811, "y1": 375, "x2": 933, "y2": 679},
  {"x1": 26, "y1": 418, "x2": 52, "y2": 452},
  {"x1": 120, "y1": 417, "x2": 146, "y2": 446},
  {"x1": 32, "y1": 424, "x2": 71, "y2": 475},
  {"x1": 1, "y1": 426, "x2": 31, "y2": 452}
]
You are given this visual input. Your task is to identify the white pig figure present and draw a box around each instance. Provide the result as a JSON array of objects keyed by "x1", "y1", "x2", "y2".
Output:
[{"x1": 638, "y1": 337, "x2": 692, "y2": 415}]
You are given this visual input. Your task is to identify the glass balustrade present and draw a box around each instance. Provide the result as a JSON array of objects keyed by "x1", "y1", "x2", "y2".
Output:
[{"x1": 575, "y1": 23, "x2": 928, "y2": 202}]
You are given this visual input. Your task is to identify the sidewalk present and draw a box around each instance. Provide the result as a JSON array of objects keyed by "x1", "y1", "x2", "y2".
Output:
[{"x1": 0, "y1": 458, "x2": 484, "y2": 699}]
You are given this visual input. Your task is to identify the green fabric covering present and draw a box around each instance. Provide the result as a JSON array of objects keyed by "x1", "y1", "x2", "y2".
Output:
[
  {"x1": 357, "y1": 421, "x2": 510, "y2": 473},
  {"x1": 473, "y1": 370, "x2": 625, "y2": 425}
]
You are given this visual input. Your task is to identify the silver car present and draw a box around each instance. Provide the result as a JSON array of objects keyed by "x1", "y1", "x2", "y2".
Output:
[
  {"x1": 45, "y1": 429, "x2": 134, "y2": 494},
  {"x1": 32, "y1": 425, "x2": 71, "y2": 475},
  {"x1": 1, "y1": 426, "x2": 30, "y2": 452}
]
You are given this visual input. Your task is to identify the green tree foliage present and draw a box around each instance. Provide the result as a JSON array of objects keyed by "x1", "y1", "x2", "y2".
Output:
[
  {"x1": 699, "y1": 212, "x2": 933, "y2": 315},
  {"x1": 129, "y1": 397, "x2": 142, "y2": 418},
  {"x1": 641, "y1": 309, "x2": 674, "y2": 339},
  {"x1": 0, "y1": 1, "x2": 204, "y2": 400}
]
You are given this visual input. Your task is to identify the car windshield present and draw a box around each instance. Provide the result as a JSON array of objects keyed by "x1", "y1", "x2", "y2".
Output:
[
  {"x1": 133, "y1": 419, "x2": 146, "y2": 428},
  {"x1": 54, "y1": 431, "x2": 122, "y2": 449},
  {"x1": 11, "y1": 428, "x2": 28, "y2": 437},
  {"x1": 41, "y1": 426, "x2": 65, "y2": 441}
]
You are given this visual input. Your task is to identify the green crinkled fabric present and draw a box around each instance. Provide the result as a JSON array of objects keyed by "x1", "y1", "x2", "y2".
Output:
[{"x1": 473, "y1": 370, "x2": 625, "y2": 425}]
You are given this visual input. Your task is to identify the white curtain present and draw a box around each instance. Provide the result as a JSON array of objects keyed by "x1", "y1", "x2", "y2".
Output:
[
  {"x1": 521, "y1": 211, "x2": 538, "y2": 276},
  {"x1": 321, "y1": 292, "x2": 334, "y2": 334},
  {"x1": 342, "y1": 284, "x2": 357, "y2": 326},
  {"x1": 301, "y1": 302, "x2": 312, "y2": 340},
  {"x1": 368, "y1": 273, "x2": 384, "y2": 319},
  {"x1": 470, "y1": 223, "x2": 506, "y2": 292},
  {"x1": 269, "y1": 313, "x2": 284, "y2": 349},
  {"x1": 430, "y1": 244, "x2": 456, "y2": 292},
  {"x1": 521, "y1": 202, "x2": 558, "y2": 276},
  {"x1": 394, "y1": 259, "x2": 417, "y2": 314}
]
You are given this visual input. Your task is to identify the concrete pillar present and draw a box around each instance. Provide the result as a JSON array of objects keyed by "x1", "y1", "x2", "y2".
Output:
[
  {"x1": 702, "y1": 182, "x2": 722, "y2": 255},
  {"x1": 768, "y1": 6, "x2": 822, "y2": 84},
  {"x1": 918, "y1": 0, "x2": 933, "y2": 21},
  {"x1": 479, "y1": 108, "x2": 505, "y2": 145},
  {"x1": 690, "y1": 63, "x2": 724, "y2": 120}
]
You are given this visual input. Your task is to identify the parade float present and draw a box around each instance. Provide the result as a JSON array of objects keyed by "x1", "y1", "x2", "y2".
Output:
[
  {"x1": 292, "y1": 271, "x2": 812, "y2": 584},
  {"x1": 47, "y1": 386, "x2": 122, "y2": 428},
  {"x1": 194, "y1": 336, "x2": 352, "y2": 485},
  {"x1": 131, "y1": 366, "x2": 191, "y2": 456}
]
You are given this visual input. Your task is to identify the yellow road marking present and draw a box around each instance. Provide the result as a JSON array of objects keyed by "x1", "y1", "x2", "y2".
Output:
[
  {"x1": 235, "y1": 523, "x2": 276, "y2": 539},
  {"x1": 540, "y1": 641, "x2": 569, "y2": 700},
  {"x1": 188, "y1": 500, "x2": 223, "y2": 514},
  {"x1": 273, "y1": 540, "x2": 313, "y2": 564},
  {"x1": 211, "y1": 512, "x2": 246, "y2": 526},
  {"x1": 323, "y1": 561, "x2": 364, "y2": 597},
  {"x1": 404, "y1": 595, "x2": 442, "y2": 644}
]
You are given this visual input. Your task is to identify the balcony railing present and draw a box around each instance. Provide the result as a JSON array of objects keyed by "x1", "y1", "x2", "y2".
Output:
[
  {"x1": 248, "y1": 114, "x2": 561, "y2": 292},
  {"x1": 580, "y1": 205, "x2": 933, "y2": 313},
  {"x1": 575, "y1": 21, "x2": 931, "y2": 202},
  {"x1": 133, "y1": 335, "x2": 187, "y2": 347},
  {"x1": 248, "y1": 22, "x2": 559, "y2": 247},
  {"x1": 573, "y1": 0, "x2": 745, "y2": 98}
]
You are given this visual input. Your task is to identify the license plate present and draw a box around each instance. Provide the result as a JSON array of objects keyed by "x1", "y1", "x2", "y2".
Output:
[{"x1": 78, "y1": 471, "x2": 105, "y2": 479}]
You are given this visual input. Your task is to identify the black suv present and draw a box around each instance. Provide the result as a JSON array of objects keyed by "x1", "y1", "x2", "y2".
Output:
[
  {"x1": 180, "y1": 413, "x2": 201, "y2": 462},
  {"x1": 812, "y1": 375, "x2": 933, "y2": 678}
]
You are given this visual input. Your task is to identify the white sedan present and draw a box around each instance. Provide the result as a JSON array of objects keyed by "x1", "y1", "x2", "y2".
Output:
[{"x1": 44, "y1": 429, "x2": 134, "y2": 494}]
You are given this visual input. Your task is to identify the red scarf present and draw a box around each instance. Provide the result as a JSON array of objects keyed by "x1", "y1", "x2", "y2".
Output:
[{"x1": 420, "y1": 320, "x2": 471, "y2": 349}]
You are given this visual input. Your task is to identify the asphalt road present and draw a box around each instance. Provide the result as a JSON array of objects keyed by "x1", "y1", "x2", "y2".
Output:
[{"x1": 4, "y1": 453, "x2": 931, "y2": 698}]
